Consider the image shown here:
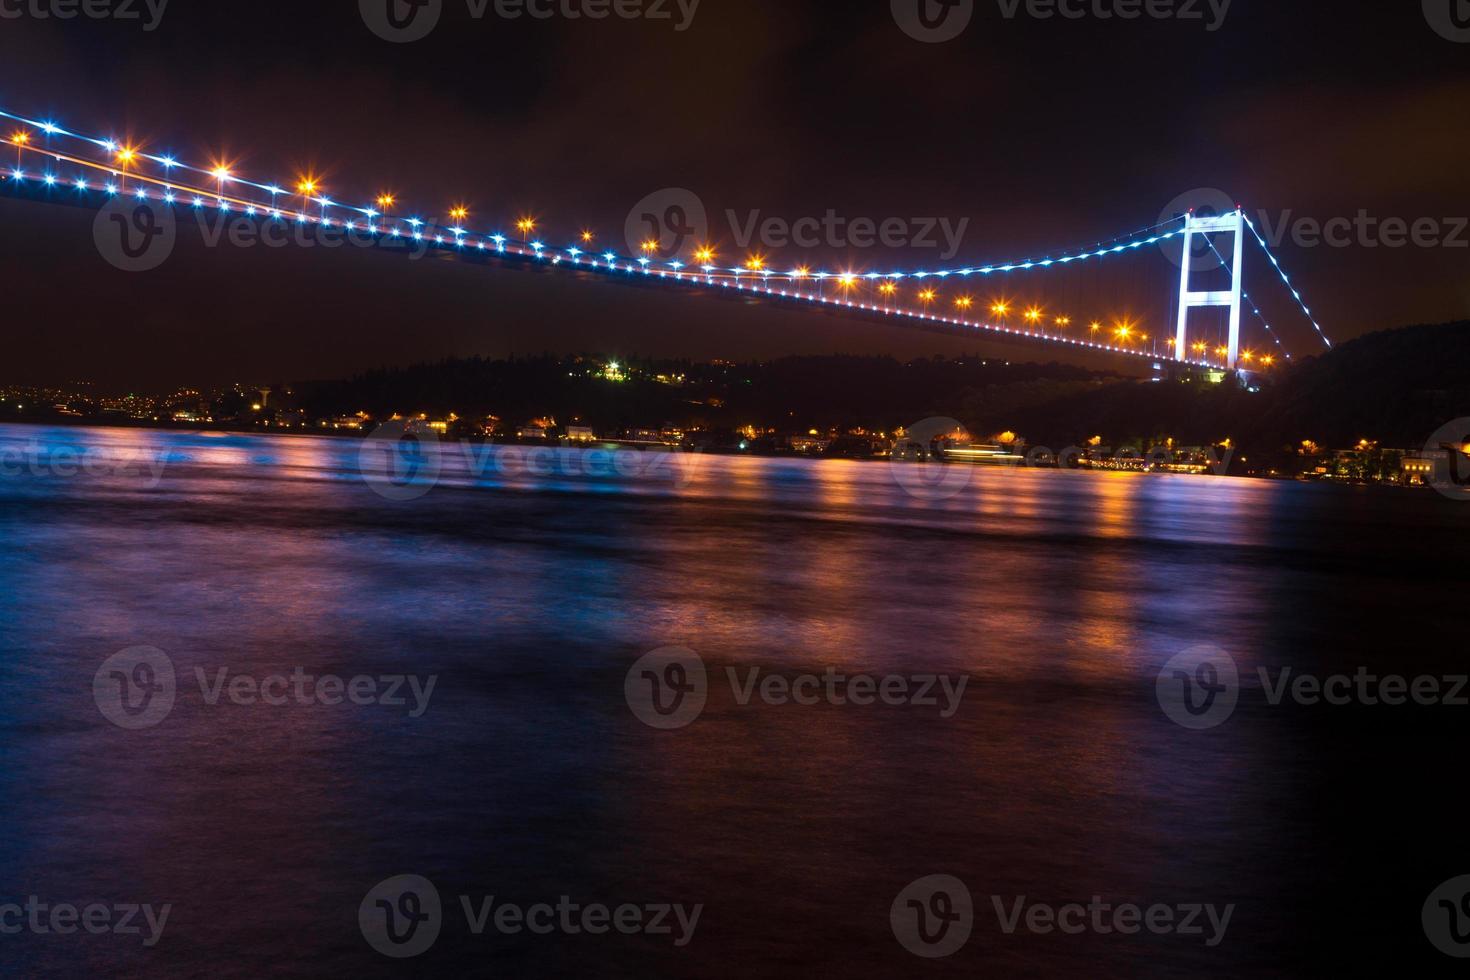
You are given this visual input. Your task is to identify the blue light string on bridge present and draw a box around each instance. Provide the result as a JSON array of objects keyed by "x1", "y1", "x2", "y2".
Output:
[
  {"x1": 1241, "y1": 212, "x2": 1331, "y2": 350},
  {"x1": 0, "y1": 103, "x2": 1224, "y2": 369},
  {"x1": 3, "y1": 166, "x2": 1221, "y2": 369},
  {"x1": 0, "y1": 104, "x2": 1194, "y2": 288},
  {"x1": 879, "y1": 216, "x2": 1187, "y2": 281}
]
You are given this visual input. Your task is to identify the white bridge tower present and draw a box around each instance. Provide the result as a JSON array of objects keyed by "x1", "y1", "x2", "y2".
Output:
[{"x1": 1174, "y1": 209, "x2": 1245, "y2": 371}]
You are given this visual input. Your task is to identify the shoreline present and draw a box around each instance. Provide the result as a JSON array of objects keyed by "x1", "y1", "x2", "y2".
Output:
[{"x1": 0, "y1": 417, "x2": 1436, "y2": 492}]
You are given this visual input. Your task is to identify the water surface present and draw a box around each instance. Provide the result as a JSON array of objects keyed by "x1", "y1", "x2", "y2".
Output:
[{"x1": 1, "y1": 424, "x2": 1466, "y2": 976}]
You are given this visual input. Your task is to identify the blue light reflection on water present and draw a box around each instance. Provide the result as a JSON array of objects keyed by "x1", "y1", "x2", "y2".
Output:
[{"x1": 0, "y1": 424, "x2": 1466, "y2": 977}]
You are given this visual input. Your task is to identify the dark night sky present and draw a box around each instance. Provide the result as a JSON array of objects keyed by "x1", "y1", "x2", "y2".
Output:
[{"x1": 0, "y1": 0, "x2": 1466, "y2": 388}]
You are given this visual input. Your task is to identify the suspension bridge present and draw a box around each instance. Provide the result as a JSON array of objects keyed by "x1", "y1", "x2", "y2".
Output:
[{"x1": 0, "y1": 104, "x2": 1331, "y2": 373}]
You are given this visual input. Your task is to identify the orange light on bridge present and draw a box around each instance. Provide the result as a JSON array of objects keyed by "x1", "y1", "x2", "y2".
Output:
[
  {"x1": 377, "y1": 193, "x2": 397, "y2": 210},
  {"x1": 879, "y1": 282, "x2": 897, "y2": 296},
  {"x1": 745, "y1": 254, "x2": 767, "y2": 272},
  {"x1": 209, "y1": 164, "x2": 234, "y2": 197},
  {"x1": 1024, "y1": 306, "x2": 1043, "y2": 324},
  {"x1": 695, "y1": 246, "x2": 717, "y2": 264},
  {"x1": 450, "y1": 206, "x2": 469, "y2": 222},
  {"x1": 919, "y1": 289, "x2": 937, "y2": 304},
  {"x1": 517, "y1": 217, "x2": 537, "y2": 236},
  {"x1": 581, "y1": 230, "x2": 595, "y2": 244},
  {"x1": 955, "y1": 296, "x2": 974, "y2": 310},
  {"x1": 991, "y1": 301, "x2": 1010, "y2": 317},
  {"x1": 10, "y1": 131, "x2": 29, "y2": 146}
]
